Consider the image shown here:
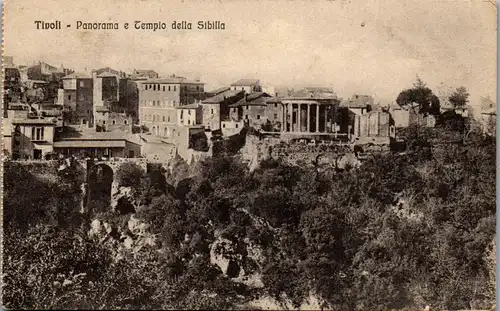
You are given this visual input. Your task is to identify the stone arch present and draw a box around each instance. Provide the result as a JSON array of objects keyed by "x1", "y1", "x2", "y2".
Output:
[{"x1": 87, "y1": 163, "x2": 114, "y2": 214}]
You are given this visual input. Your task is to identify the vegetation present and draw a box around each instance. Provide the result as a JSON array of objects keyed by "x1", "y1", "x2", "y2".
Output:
[
  {"x1": 396, "y1": 76, "x2": 441, "y2": 116},
  {"x1": 3, "y1": 113, "x2": 496, "y2": 310}
]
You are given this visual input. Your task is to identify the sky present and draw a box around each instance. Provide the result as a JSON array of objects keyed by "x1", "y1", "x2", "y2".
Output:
[{"x1": 4, "y1": 0, "x2": 497, "y2": 106}]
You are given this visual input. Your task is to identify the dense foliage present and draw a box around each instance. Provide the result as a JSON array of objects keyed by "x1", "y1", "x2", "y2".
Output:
[{"x1": 3, "y1": 125, "x2": 496, "y2": 310}]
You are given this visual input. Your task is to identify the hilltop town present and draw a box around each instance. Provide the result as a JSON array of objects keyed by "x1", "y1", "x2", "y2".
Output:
[{"x1": 3, "y1": 57, "x2": 496, "y2": 166}]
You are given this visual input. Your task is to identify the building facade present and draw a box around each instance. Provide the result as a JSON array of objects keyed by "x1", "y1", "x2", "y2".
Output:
[
  {"x1": 138, "y1": 78, "x2": 205, "y2": 138},
  {"x1": 59, "y1": 72, "x2": 94, "y2": 127},
  {"x1": 201, "y1": 89, "x2": 245, "y2": 131},
  {"x1": 230, "y1": 79, "x2": 262, "y2": 94}
]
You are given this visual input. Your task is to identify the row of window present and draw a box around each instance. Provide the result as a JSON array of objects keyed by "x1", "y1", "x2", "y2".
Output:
[
  {"x1": 142, "y1": 84, "x2": 202, "y2": 92},
  {"x1": 141, "y1": 99, "x2": 177, "y2": 107},
  {"x1": 150, "y1": 126, "x2": 179, "y2": 137},
  {"x1": 141, "y1": 114, "x2": 172, "y2": 123},
  {"x1": 144, "y1": 84, "x2": 178, "y2": 92},
  {"x1": 31, "y1": 127, "x2": 44, "y2": 141},
  {"x1": 100, "y1": 119, "x2": 128, "y2": 125}
]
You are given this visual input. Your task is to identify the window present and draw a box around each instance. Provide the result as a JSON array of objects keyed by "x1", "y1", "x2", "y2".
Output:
[
  {"x1": 211, "y1": 109, "x2": 214, "y2": 114},
  {"x1": 168, "y1": 86, "x2": 171, "y2": 91},
  {"x1": 68, "y1": 95, "x2": 72, "y2": 100},
  {"x1": 235, "y1": 124, "x2": 239, "y2": 128},
  {"x1": 245, "y1": 115, "x2": 248, "y2": 119},
  {"x1": 174, "y1": 86, "x2": 176, "y2": 91},
  {"x1": 124, "y1": 120, "x2": 128, "y2": 125},
  {"x1": 83, "y1": 119, "x2": 87, "y2": 125},
  {"x1": 188, "y1": 110, "x2": 191, "y2": 115},
  {"x1": 31, "y1": 127, "x2": 44, "y2": 141},
  {"x1": 167, "y1": 116, "x2": 171, "y2": 122},
  {"x1": 163, "y1": 86, "x2": 166, "y2": 91},
  {"x1": 275, "y1": 103, "x2": 278, "y2": 108},
  {"x1": 157, "y1": 84, "x2": 160, "y2": 90},
  {"x1": 274, "y1": 113, "x2": 278, "y2": 119},
  {"x1": 188, "y1": 119, "x2": 191, "y2": 125},
  {"x1": 153, "y1": 85, "x2": 156, "y2": 91},
  {"x1": 103, "y1": 121, "x2": 106, "y2": 125},
  {"x1": 222, "y1": 123, "x2": 226, "y2": 128},
  {"x1": 173, "y1": 101, "x2": 176, "y2": 106},
  {"x1": 164, "y1": 128, "x2": 168, "y2": 136},
  {"x1": 112, "y1": 120, "x2": 116, "y2": 125},
  {"x1": 246, "y1": 105, "x2": 249, "y2": 110},
  {"x1": 257, "y1": 115, "x2": 261, "y2": 120}
]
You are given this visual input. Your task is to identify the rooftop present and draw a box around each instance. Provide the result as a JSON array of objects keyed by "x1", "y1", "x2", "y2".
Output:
[
  {"x1": 207, "y1": 86, "x2": 231, "y2": 96},
  {"x1": 141, "y1": 77, "x2": 204, "y2": 84},
  {"x1": 230, "y1": 79, "x2": 260, "y2": 86},
  {"x1": 53, "y1": 140, "x2": 126, "y2": 148},
  {"x1": 62, "y1": 72, "x2": 92, "y2": 79},
  {"x1": 177, "y1": 103, "x2": 200, "y2": 109},
  {"x1": 202, "y1": 90, "x2": 244, "y2": 104},
  {"x1": 229, "y1": 92, "x2": 273, "y2": 108},
  {"x1": 11, "y1": 118, "x2": 58, "y2": 125}
]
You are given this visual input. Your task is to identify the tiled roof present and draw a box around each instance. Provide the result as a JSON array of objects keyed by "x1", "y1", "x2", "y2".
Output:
[
  {"x1": 97, "y1": 71, "x2": 120, "y2": 78},
  {"x1": 207, "y1": 86, "x2": 231, "y2": 96},
  {"x1": 62, "y1": 72, "x2": 92, "y2": 79},
  {"x1": 141, "y1": 78, "x2": 204, "y2": 84},
  {"x1": 230, "y1": 79, "x2": 259, "y2": 86},
  {"x1": 12, "y1": 118, "x2": 58, "y2": 125},
  {"x1": 229, "y1": 93, "x2": 272, "y2": 108},
  {"x1": 56, "y1": 131, "x2": 129, "y2": 141},
  {"x1": 177, "y1": 103, "x2": 200, "y2": 109},
  {"x1": 202, "y1": 90, "x2": 244, "y2": 103},
  {"x1": 53, "y1": 140, "x2": 126, "y2": 148}
]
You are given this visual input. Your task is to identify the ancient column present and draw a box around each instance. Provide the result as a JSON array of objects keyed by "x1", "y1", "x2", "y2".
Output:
[
  {"x1": 297, "y1": 104, "x2": 301, "y2": 132},
  {"x1": 288, "y1": 103, "x2": 293, "y2": 132},
  {"x1": 325, "y1": 105, "x2": 328, "y2": 132},
  {"x1": 307, "y1": 104, "x2": 311, "y2": 133},
  {"x1": 316, "y1": 104, "x2": 320, "y2": 133}
]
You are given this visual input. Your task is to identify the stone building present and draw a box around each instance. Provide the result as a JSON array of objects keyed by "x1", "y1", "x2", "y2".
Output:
[
  {"x1": 230, "y1": 79, "x2": 262, "y2": 94},
  {"x1": 9, "y1": 118, "x2": 57, "y2": 160},
  {"x1": 229, "y1": 92, "x2": 272, "y2": 128},
  {"x1": 177, "y1": 104, "x2": 203, "y2": 127},
  {"x1": 138, "y1": 77, "x2": 205, "y2": 138},
  {"x1": 94, "y1": 107, "x2": 133, "y2": 133},
  {"x1": 201, "y1": 89, "x2": 245, "y2": 131},
  {"x1": 53, "y1": 131, "x2": 141, "y2": 159},
  {"x1": 59, "y1": 72, "x2": 93, "y2": 127},
  {"x1": 280, "y1": 95, "x2": 340, "y2": 134}
]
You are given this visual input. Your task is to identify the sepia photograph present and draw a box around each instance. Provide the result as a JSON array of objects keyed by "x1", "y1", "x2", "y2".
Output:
[{"x1": 1, "y1": 0, "x2": 497, "y2": 310}]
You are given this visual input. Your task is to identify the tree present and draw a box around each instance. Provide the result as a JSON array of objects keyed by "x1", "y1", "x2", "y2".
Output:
[
  {"x1": 396, "y1": 76, "x2": 441, "y2": 116},
  {"x1": 115, "y1": 162, "x2": 145, "y2": 188},
  {"x1": 448, "y1": 86, "x2": 469, "y2": 110}
]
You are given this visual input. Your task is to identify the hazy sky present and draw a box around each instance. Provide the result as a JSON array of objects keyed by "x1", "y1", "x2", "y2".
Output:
[{"x1": 4, "y1": 0, "x2": 497, "y2": 106}]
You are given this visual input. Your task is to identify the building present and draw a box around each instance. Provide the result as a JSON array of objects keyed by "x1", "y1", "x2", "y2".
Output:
[
  {"x1": 280, "y1": 94, "x2": 341, "y2": 134},
  {"x1": 94, "y1": 107, "x2": 133, "y2": 132},
  {"x1": 230, "y1": 79, "x2": 262, "y2": 94},
  {"x1": 229, "y1": 92, "x2": 272, "y2": 128},
  {"x1": 130, "y1": 69, "x2": 159, "y2": 80},
  {"x1": 264, "y1": 97, "x2": 283, "y2": 132},
  {"x1": 27, "y1": 61, "x2": 72, "y2": 82},
  {"x1": 177, "y1": 103, "x2": 203, "y2": 127},
  {"x1": 53, "y1": 131, "x2": 141, "y2": 159},
  {"x1": 8, "y1": 118, "x2": 57, "y2": 160},
  {"x1": 353, "y1": 111, "x2": 393, "y2": 138},
  {"x1": 342, "y1": 95, "x2": 374, "y2": 115},
  {"x1": 59, "y1": 72, "x2": 93, "y2": 127},
  {"x1": 480, "y1": 107, "x2": 496, "y2": 136},
  {"x1": 201, "y1": 89, "x2": 245, "y2": 131},
  {"x1": 139, "y1": 135, "x2": 177, "y2": 162},
  {"x1": 138, "y1": 77, "x2": 205, "y2": 138}
]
